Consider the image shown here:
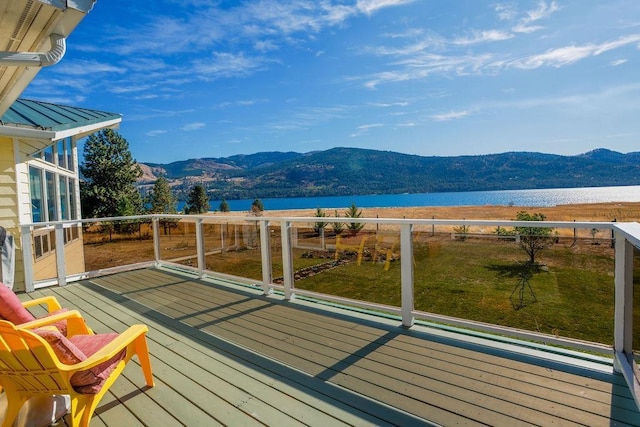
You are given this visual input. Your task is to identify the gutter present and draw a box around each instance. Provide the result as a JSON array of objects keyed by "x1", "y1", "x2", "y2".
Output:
[{"x1": 0, "y1": 34, "x2": 66, "y2": 67}]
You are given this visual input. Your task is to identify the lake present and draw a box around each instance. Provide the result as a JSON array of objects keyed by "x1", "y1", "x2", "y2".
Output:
[{"x1": 195, "y1": 185, "x2": 640, "y2": 212}]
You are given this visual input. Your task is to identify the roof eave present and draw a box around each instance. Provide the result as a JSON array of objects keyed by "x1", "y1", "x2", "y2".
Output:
[{"x1": 0, "y1": 117, "x2": 121, "y2": 141}]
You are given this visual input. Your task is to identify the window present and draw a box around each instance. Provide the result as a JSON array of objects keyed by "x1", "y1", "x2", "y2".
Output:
[
  {"x1": 46, "y1": 171, "x2": 57, "y2": 222},
  {"x1": 29, "y1": 167, "x2": 43, "y2": 222},
  {"x1": 28, "y1": 139, "x2": 79, "y2": 223},
  {"x1": 33, "y1": 137, "x2": 74, "y2": 171},
  {"x1": 66, "y1": 138, "x2": 74, "y2": 171}
]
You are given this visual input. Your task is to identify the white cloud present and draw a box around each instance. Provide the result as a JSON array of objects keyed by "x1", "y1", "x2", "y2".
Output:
[
  {"x1": 511, "y1": 35, "x2": 640, "y2": 69},
  {"x1": 610, "y1": 59, "x2": 628, "y2": 66},
  {"x1": 109, "y1": 85, "x2": 153, "y2": 94},
  {"x1": 350, "y1": 123, "x2": 383, "y2": 137},
  {"x1": 52, "y1": 60, "x2": 127, "y2": 76},
  {"x1": 356, "y1": 0, "x2": 414, "y2": 15},
  {"x1": 181, "y1": 122, "x2": 206, "y2": 131},
  {"x1": 430, "y1": 110, "x2": 469, "y2": 121},
  {"x1": 495, "y1": 3, "x2": 517, "y2": 21},
  {"x1": 146, "y1": 130, "x2": 167, "y2": 137},
  {"x1": 193, "y1": 52, "x2": 267, "y2": 79},
  {"x1": 453, "y1": 30, "x2": 513, "y2": 46}
]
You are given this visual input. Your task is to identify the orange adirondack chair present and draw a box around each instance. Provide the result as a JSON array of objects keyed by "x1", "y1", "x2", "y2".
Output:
[{"x1": 0, "y1": 312, "x2": 154, "y2": 427}]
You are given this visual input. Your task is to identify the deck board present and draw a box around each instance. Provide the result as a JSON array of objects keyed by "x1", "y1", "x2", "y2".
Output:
[{"x1": 17, "y1": 267, "x2": 640, "y2": 426}]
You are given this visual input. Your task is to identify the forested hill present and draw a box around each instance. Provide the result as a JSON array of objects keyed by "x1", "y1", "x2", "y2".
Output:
[{"x1": 140, "y1": 147, "x2": 640, "y2": 200}]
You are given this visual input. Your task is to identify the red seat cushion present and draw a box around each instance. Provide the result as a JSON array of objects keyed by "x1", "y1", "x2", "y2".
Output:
[
  {"x1": 41, "y1": 308, "x2": 68, "y2": 336},
  {"x1": 33, "y1": 329, "x2": 126, "y2": 394},
  {"x1": 0, "y1": 284, "x2": 35, "y2": 324}
]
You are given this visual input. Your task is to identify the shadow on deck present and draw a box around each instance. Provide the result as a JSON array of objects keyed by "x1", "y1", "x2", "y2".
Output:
[{"x1": 21, "y1": 267, "x2": 640, "y2": 426}]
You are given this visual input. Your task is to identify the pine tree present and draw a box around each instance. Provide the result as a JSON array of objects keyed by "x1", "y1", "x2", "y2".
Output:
[
  {"x1": 251, "y1": 198, "x2": 264, "y2": 216},
  {"x1": 80, "y1": 129, "x2": 142, "y2": 218},
  {"x1": 345, "y1": 203, "x2": 364, "y2": 234},
  {"x1": 219, "y1": 198, "x2": 230, "y2": 212},
  {"x1": 184, "y1": 184, "x2": 210, "y2": 214},
  {"x1": 147, "y1": 176, "x2": 177, "y2": 214}
]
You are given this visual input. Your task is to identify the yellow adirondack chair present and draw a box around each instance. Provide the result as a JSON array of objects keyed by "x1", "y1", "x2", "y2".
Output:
[{"x1": 0, "y1": 312, "x2": 154, "y2": 427}]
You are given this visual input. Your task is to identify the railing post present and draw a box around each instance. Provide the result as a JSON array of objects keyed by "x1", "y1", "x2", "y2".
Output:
[
  {"x1": 280, "y1": 221, "x2": 295, "y2": 300},
  {"x1": 20, "y1": 225, "x2": 35, "y2": 292},
  {"x1": 152, "y1": 218, "x2": 160, "y2": 267},
  {"x1": 221, "y1": 223, "x2": 225, "y2": 251},
  {"x1": 259, "y1": 220, "x2": 272, "y2": 295},
  {"x1": 400, "y1": 223, "x2": 414, "y2": 327},
  {"x1": 614, "y1": 231, "x2": 634, "y2": 361},
  {"x1": 54, "y1": 224, "x2": 67, "y2": 286},
  {"x1": 195, "y1": 218, "x2": 205, "y2": 277}
]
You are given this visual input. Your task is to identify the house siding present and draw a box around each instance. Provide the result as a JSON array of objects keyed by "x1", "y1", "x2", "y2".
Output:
[{"x1": 0, "y1": 137, "x2": 25, "y2": 289}]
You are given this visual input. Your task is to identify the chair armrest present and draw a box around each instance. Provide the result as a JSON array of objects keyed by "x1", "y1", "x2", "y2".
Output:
[
  {"x1": 67, "y1": 325, "x2": 149, "y2": 372},
  {"x1": 18, "y1": 310, "x2": 92, "y2": 335},
  {"x1": 21, "y1": 296, "x2": 63, "y2": 313}
]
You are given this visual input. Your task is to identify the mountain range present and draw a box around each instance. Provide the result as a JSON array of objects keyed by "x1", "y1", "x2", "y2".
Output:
[{"x1": 139, "y1": 147, "x2": 640, "y2": 200}]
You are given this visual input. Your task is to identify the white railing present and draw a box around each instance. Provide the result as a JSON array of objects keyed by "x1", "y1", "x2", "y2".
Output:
[{"x1": 20, "y1": 214, "x2": 640, "y2": 408}]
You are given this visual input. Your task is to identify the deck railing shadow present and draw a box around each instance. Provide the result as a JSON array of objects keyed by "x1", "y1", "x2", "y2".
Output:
[{"x1": 81, "y1": 274, "x2": 438, "y2": 426}]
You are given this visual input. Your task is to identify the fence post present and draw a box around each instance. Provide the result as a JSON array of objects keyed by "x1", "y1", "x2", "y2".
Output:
[
  {"x1": 152, "y1": 218, "x2": 160, "y2": 267},
  {"x1": 281, "y1": 221, "x2": 295, "y2": 300},
  {"x1": 259, "y1": 220, "x2": 272, "y2": 295},
  {"x1": 195, "y1": 218, "x2": 205, "y2": 277},
  {"x1": 400, "y1": 223, "x2": 414, "y2": 327},
  {"x1": 613, "y1": 231, "x2": 634, "y2": 361}
]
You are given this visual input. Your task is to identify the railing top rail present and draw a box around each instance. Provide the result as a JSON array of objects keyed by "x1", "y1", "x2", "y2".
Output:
[{"x1": 20, "y1": 214, "x2": 628, "y2": 231}]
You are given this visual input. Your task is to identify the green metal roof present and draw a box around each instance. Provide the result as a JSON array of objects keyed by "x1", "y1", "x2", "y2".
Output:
[{"x1": 0, "y1": 98, "x2": 121, "y2": 132}]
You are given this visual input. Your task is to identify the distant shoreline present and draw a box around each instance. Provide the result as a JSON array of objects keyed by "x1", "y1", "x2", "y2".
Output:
[{"x1": 233, "y1": 201, "x2": 640, "y2": 223}]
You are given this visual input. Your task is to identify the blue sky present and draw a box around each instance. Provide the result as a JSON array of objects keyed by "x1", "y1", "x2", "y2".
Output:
[{"x1": 24, "y1": 0, "x2": 640, "y2": 164}]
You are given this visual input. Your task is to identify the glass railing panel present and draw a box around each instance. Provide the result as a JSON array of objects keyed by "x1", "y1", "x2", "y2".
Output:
[
  {"x1": 413, "y1": 223, "x2": 616, "y2": 345},
  {"x1": 157, "y1": 218, "x2": 198, "y2": 266},
  {"x1": 291, "y1": 221, "x2": 402, "y2": 307},
  {"x1": 202, "y1": 220, "x2": 264, "y2": 281},
  {"x1": 82, "y1": 219, "x2": 155, "y2": 271},
  {"x1": 32, "y1": 225, "x2": 58, "y2": 282}
]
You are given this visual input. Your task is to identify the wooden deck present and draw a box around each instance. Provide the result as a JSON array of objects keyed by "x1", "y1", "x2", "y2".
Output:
[{"x1": 18, "y1": 267, "x2": 640, "y2": 426}]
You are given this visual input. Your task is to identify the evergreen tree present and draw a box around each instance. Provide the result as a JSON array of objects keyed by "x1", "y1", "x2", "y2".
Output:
[
  {"x1": 332, "y1": 209, "x2": 344, "y2": 236},
  {"x1": 345, "y1": 203, "x2": 364, "y2": 234},
  {"x1": 313, "y1": 207, "x2": 327, "y2": 235},
  {"x1": 251, "y1": 198, "x2": 264, "y2": 215},
  {"x1": 147, "y1": 176, "x2": 177, "y2": 214},
  {"x1": 80, "y1": 129, "x2": 142, "y2": 218},
  {"x1": 219, "y1": 198, "x2": 230, "y2": 212},
  {"x1": 185, "y1": 184, "x2": 209, "y2": 214}
]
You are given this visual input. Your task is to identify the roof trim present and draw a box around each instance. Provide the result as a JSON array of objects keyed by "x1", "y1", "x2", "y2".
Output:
[
  {"x1": 38, "y1": 0, "x2": 96, "y2": 13},
  {"x1": 0, "y1": 98, "x2": 122, "y2": 141},
  {"x1": 0, "y1": 118, "x2": 121, "y2": 141}
]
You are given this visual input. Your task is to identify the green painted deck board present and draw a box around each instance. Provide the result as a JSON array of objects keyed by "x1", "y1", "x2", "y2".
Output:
[{"x1": 17, "y1": 267, "x2": 640, "y2": 426}]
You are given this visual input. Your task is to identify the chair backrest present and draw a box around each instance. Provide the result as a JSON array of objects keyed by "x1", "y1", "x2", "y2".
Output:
[
  {"x1": 0, "y1": 283, "x2": 36, "y2": 324},
  {"x1": 0, "y1": 320, "x2": 69, "y2": 395}
]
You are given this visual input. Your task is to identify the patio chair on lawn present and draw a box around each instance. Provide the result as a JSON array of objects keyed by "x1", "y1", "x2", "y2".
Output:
[{"x1": 0, "y1": 317, "x2": 154, "y2": 427}]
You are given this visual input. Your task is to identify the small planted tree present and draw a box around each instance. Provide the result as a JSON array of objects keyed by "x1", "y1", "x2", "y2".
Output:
[
  {"x1": 219, "y1": 198, "x2": 230, "y2": 212},
  {"x1": 313, "y1": 207, "x2": 327, "y2": 236},
  {"x1": 332, "y1": 209, "x2": 344, "y2": 236},
  {"x1": 251, "y1": 198, "x2": 264, "y2": 216},
  {"x1": 345, "y1": 203, "x2": 364, "y2": 235},
  {"x1": 184, "y1": 184, "x2": 209, "y2": 214},
  {"x1": 514, "y1": 211, "x2": 553, "y2": 264}
]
